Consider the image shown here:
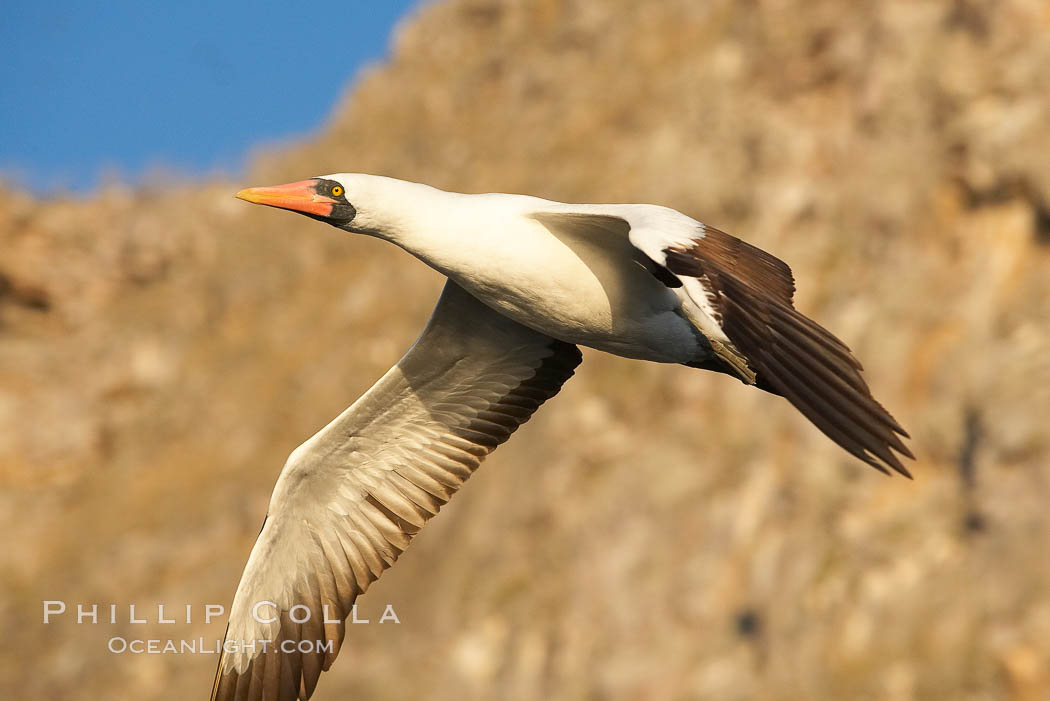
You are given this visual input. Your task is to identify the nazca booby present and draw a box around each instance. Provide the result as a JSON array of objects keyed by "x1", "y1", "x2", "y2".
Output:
[{"x1": 211, "y1": 174, "x2": 913, "y2": 701}]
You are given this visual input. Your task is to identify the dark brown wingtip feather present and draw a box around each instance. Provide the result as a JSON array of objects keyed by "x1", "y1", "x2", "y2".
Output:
[
  {"x1": 715, "y1": 274, "x2": 913, "y2": 477},
  {"x1": 209, "y1": 625, "x2": 234, "y2": 701}
]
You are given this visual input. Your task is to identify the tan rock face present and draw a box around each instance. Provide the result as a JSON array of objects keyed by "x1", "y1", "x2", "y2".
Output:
[{"x1": 3, "y1": 0, "x2": 1049, "y2": 699}]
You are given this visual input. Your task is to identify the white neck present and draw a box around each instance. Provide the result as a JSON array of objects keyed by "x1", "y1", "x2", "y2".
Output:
[
  {"x1": 325, "y1": 174, "x2": 556, "y2": 284},
  {"x1": 331, "y1": 175, "x2": 453, "y2": 242}
]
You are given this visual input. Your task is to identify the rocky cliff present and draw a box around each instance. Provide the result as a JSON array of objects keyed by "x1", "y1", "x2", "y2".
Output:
[{"x1": 3, "y1": 1, "x2": 1049, "y2": 699}]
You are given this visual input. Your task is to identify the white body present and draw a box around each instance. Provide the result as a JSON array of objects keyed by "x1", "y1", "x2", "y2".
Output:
[{"x1": 337, "y1": 175, "x2": 710, "y2": 363}]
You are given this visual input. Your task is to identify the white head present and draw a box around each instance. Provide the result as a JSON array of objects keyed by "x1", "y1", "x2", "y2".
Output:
[{"x1": 235, "y1": 173, "x2": 433, "y2": 237}]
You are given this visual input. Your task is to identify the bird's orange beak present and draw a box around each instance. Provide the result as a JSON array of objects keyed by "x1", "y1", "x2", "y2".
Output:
[{"x1": 235, "y1": 179, "x2": 337, "y2": 218}]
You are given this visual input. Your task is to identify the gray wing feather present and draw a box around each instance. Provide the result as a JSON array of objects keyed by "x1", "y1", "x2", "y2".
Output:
[{"x1": 211, "y1": 281, "x2": 581, "y2": 701}]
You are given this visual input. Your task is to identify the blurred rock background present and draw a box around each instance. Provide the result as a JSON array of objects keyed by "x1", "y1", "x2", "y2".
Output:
[{"x1": 2, "y1": 0, "x2": 1049, "y2": 699}]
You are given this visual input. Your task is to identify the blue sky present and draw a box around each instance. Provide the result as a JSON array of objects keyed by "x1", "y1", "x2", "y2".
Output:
[{"x1": 0, "y1": 1, "x2": 419, "y2": 194}]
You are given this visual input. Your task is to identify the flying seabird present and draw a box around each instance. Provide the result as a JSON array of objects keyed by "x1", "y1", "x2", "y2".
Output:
[{"x1": 211, "y1": 174, "x2": 912, "y2": 700}]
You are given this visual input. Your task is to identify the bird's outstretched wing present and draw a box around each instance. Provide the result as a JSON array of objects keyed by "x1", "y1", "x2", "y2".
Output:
[
  {"x1": 210, "y1": 281, "x2": 581, "y2": 701},
  {"x1": 531, "y1": 209, "x2": 912, "y2": 477}
]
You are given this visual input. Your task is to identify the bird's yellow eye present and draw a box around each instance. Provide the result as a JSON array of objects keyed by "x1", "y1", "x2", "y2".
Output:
[{"x1": 331, "y1": 185, "x2": 344, "y2": 197}]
